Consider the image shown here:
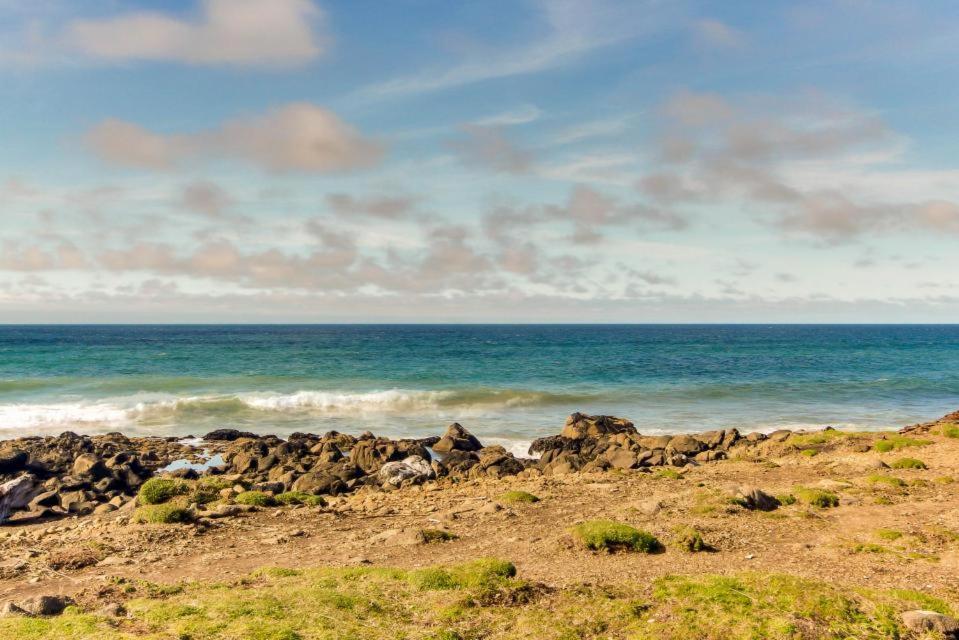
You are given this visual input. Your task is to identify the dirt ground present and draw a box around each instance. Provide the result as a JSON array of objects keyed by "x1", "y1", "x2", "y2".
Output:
[{"x1": 2, "y1": 426, "x2": 958, "y2": 610}]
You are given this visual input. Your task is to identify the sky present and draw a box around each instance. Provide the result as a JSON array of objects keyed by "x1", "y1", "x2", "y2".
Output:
[{"x1": 1, "y1": 0, "x2": 958, "y2": 323}]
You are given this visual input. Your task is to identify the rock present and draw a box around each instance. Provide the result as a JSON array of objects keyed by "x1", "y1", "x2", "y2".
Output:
[
  {"x1": 901, "y1": 610, "x2": 959, "y2": 637},
  {"x1": 436, "y1": 450, "x2": 479, "y2": 476},
  {"x1": 694, "y1": 450, "x2": 726, "y2": 462},
  {"x1": 98, "y1": 603, "x2": 126, "y2": 617},
  {"x1": 203, "y1": 429, "x2": 259, "y2": 442},
  {"x1": 0, "y1": 601, "x2": 28, "y2": 616},
  {"x1": 28, "y1": 490, "x2": 60, "y2": 510},
  {"x1": 0, "y1": 450, "x2": 28, "y2": 474},
  {"x1": 71, "y1": 453, "x2": 106, "y2": 478},
  {"x1": 666, "y1": 435, "x2": 706, "y2": 456},
  {"x1": 735, "y1": 487, "x2": 780, "y2": 512},
  {"x1": 18, "y1": 594, "x2": 74, "y2": 616},
  {"x1": 767, "y1": 429, "x2": 792, "y2": 443},
  {"x1": 251, "y1": 481, "x2": 284, "y2": 494},
  {"x1": 370, "y1": 528, "x2": 427, "y2": 546},
  {"x1": 0, "y1": 474, "x2": 36, "y2": 522},
  {"x1": 560, "y1": 413, "x2": 635, "y2": 440},
  {"x1": 376, "y1": 456, "x2": 435, "y2": 488},
  {"x1": 432, "y1": 423, "x2": 483, "y2": 453},
  {"x1": 605, "y1": 447, "x2": 639, "y2": 470}
]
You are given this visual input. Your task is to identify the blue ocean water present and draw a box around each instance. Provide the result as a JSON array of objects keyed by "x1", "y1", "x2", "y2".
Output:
[{"x1": 0, "y1": 325, "x2": 957, "y2": 451}]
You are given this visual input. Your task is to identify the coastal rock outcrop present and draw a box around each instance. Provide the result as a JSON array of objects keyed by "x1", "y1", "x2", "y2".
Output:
[{"x1": 432, "y1": 423, "x2": 483, "y2": 453}]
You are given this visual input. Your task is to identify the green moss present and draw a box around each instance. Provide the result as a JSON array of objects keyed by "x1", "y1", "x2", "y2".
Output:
[
  {"x1": 941, "y1": 424, "x2": 959, "y2": 438},
  {"x1": 234, "y1": 491, "x2": 276, "y2": 507},
  {"x1": 788, "y1": 430, "x2": 866, "y2": 447},
  {"x1": 794, "y1": 487, "x2": 839, "y2": 509},
  {"x1": 408, "y1": 558, "x2": 516, "y2": 591},
  {"x1": 873, "y1": 495, "x2": 894, "y2": 505},
  {"x1": 571, "y1": 519, "x2": 661, "y2": 553},
  {"x1": 800, "y1": 448, "x2": 819, "y2": 457},
  {"x1": 654, "y1": 468, "x2": 682, "y2": 480},
  {"x1": 866, "y1": 474, "x2": 907, "y2": 488},
  {"x1": 873, "y1": 435, "x2": 931, "y2": 453},
  {"x1": 133, "y1": 503, "x2": 193, "y2": 524},
  {"x1": 137, "y1": 478, "x2": 186, "y2": 505},
  {"x1": 935, "y1": 476, "x2": 955, "y2": 484},
  {"x1": 498, "y1": 490, "x2": 540, "y2": 504},
  {"x1": 275, "y1": 491, "x2": 326, "y2": 507},
  {"x1": 890, "y1": 457, "x2": 927, "y2": 470},
  {"x1": 421, "y1": 529, "x2": 458, "y2": 543},
  {"x1": 874, "y1": 529, "x2": 903, "y2": 541},
  {"x1": 852, "y1": 543, "x2": 887, "y2": 554},
  {"x1": 672, "y1": 526, "x2": 709, "y2": 552},
  {"x1": 775, "y1": 493, "x2": 797, "y2": 506}
]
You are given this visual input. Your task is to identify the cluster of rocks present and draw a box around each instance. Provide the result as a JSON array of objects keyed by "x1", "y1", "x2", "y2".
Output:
[
  {"x1": 528, "y1": 412, "x2": 778, "y2": 475},
  {"x1": 0, "y1": 412, "x2": 807, "y2": 525},
  {"x1": 0, "y1": 432, "x2": 192, "y2": 524}
]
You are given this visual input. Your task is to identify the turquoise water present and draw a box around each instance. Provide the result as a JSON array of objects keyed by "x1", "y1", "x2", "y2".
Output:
[{"x1": 0, "y1": 325, "x2": 957, "y2": 451}]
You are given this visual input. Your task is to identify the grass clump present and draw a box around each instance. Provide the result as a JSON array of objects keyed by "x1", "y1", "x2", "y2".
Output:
[
  {"x1": 571, "y1": 520, "x2": 661, "y2": 553},
  {"x1": 421, "y1": 529, "x2": 458, "y2": 544},
  {"x1": 800, "y1": 448, "x2": 819, "y2": 457},
  {"x1": 234, "y1": 491, "x2": 276, "y2": 507},
  {"x1": 137, "y1": 478, "x2": 186, "y2": 505},
  {"x1": 875, "y1": 529, "x2": 903, "y2": 541},
  {"x1": 866, "y1": 474, "x2": 907, "y2": 488},
  {"x1": 941, "y1": 424, "x2": 959, "y2": 438},
  {"x1": 498, "y1": 490, "x2": 540, "y2": 504},
  {"x1": 275, "y1": 491, "x2": 326, "y2": 507},
  {"x1": 873, "y1": 435, "x2": 931, "y2": 453},
  {"x1": 133, "y1": 504, "x2": 193, "y2": 524},
  {"x1": 408, "y1": 558, "x2": 516, "y2": 591},
  {"x1": 890, "y1": 457, "x2": 927, "y2": 470},
  {"x1": 672, "y1": 526, "x2": 709, "y2": 552},
  {"x1": 654, "y1": 468, "x2": 682, "y2": 480},
  {"x1": 775, "y1": 493, "x2": 797, "y2": 506},
  {"x1": 794, "y1": 487, "x2": 839, "y2": 509}
]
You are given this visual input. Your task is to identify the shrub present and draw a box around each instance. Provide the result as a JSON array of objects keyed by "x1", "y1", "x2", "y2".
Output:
[
  {"x1": 234, "y1": 491, "x2": 276, "y2": 507},
  {"x1": 137, "y1": 478, "x2": 186, "y2": 505},
  {"x1": 275, "y1": 491, "x2": 326, "y2": 507},
  {"x1": 672, "y1": 526, "x2": 709, "y2": 552},
  {"x1": 867, "y1": 474, "x2": 906, "y2": 488},
  {"x1": 498, "y1": 490, "x2": 540, "y2": 504},
  {"x1": 133, "y1": 504, "x2": 193, "y2": 524},
  {"x1": 890, "y1": 457, "x2": 927, "y2": 470},
  {"x1": 571, "y1": 520, "x2": 661, "y2": 553},
  {"x1": 794, "y1": 488, "x2": 839, "y2": 508},
  {"x1": 420, "y1": 529, "x2": 457, "y2": 543},
  {"x1": 874, "y1": 436, "x2": 931, "y2": 453}
]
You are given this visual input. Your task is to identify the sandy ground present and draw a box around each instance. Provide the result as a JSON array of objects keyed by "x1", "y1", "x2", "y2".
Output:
[{"x1": 2, "y1": 428, "x2": 958, "y2": 609}]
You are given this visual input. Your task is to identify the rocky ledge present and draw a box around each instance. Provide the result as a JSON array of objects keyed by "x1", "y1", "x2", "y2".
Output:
[{"x1": 1, "y1": 409, "x2": 954, "y2": 527}]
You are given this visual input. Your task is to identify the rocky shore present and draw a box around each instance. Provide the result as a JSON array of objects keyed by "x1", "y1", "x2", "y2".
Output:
[{"x1": 2, "y1": 409, "x2": 959, "y2": 638}]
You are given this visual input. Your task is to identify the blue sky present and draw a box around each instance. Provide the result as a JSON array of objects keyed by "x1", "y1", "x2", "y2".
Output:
[{"x1": 1, "y1": 0, "x2": 958, "y2": 322}]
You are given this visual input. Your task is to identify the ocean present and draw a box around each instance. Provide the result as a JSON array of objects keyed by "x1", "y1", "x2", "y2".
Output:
[{"x1": 0, "y1": 325, "x2": 957, "y2": 453}]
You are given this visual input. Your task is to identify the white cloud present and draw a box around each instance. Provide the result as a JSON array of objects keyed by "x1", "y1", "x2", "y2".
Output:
[
  {"x1": 84, "y1": 103, "x2": 383, "y2": 173},
  {"x1": 692, "y1": 19, "x2": 745, "y2": 50},
  {"x1": 67, "y1": 0, "x2": 325, "y2": 67}
]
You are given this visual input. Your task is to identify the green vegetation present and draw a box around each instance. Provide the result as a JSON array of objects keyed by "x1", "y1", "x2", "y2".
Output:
[
  {"x1": 654, "y1": 468, "x2": 682, "y2": 480},
  {"x1": 1, "y1": 562, "x2": 954, "y2": 640},
  {"x1": 234, "y1": 490, "x2": 276, "y2": 507},
  {"x1": 800, "y1": 448, "x2": 818, "y2": 457},
  {"x1": 498, "y1": 490, "x2": 540, "y2": 504},
  {"x1": 571, "y1": 520, "x2": 661, "y2": 553},
  {"x1": 421, "y1": 529, "x2": 458, "y2": 543},
  {"x1": 794, "y1": 487, "x2": 840, "y2": 509},
  {"x1": 133, "y1": 503, "x2": 193, "y2": 524},
  {"x1": 672, "y1": 526, "x2": 709, "y2": 552},
  {"x1": 875, "y1": 529, "x2": 903, "y2": 541},
  {"x1": 866, "y1": 474, "x2": 907, "y2": 488},
  {"x1": 275, "y1": 491, "x2": 326, "y2": 507},
  {"x1": 873, "y1": 435, "x2": 931, "y2": 453},
  {"x1": 775, "y1": 493, "x2": 797, "y2": 506},
  {"x1": 136, "y1": 478, "x2": 186, "y2": 505},
  {"x1": 851, "y1": 543, "x2": 887, "y2": 554},
  {"x1": 890, "y1": 457, "x2": 927, "y2": 470},
  {"x1": 935, "y1": 476, "x2": 955, "y2": 484},
  {"x1": 941, "y1": 424, "x2": 959, "y2": 438},
  {"x1": 788, "y1": 430, "x2": 864, "y2": 447}
]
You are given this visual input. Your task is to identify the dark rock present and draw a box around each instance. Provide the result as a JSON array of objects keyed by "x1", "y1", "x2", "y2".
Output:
[
  {"x1": 71, "y1": 453, "x2": 106, "y2": 478},
  {"x1": 203, "y1": 429, "x2": 259, "y2": 442},
  {"x1": 18, "y1": 594, "x2": 74, "y2": 616},
  {"x1": 735, "y1": 487, "x2": 780, "y2": 512},
  {"x1": 666, "y1": 435, "x2": 706, "y2": 456},
  {"x1": 432, "y1": 423, "x2": 483, "y2": 454},
  {"x1": 0, "y1": 450, "x2": 28, "y2": 474},
  {"x1": 560, "y1": 413, "x2": 635, "y2": 440}
]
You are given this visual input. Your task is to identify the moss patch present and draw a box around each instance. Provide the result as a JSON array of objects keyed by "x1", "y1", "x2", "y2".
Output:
[
  {"x1": 654, "y1": 468, "x2": 682, "y2": 480},
  {"x1": 133, "y1": 503, "x2": 193, "y2": 524},
  {"x1": 890, "y1": 457, "x2": 927, "y2": 470},
  {"x1": 421, "y1": 529, "x2": 458, "y2": 544},
  {"x1": 672, "y1": 526, "x2": 709, "y2": 552},
  {"x1": 137, "y1": 478, "x2": 186, "y2": 505},
  {"x1": 873, "y1": 435, "x2": 931, "y2": 453},
  {"x1": 794, "y1": 487, "x2": 839, "y2": 509},
  {"x1": 498, "y1": 490, "x2": 540, "y2": 504},
  {"x1": 275, "y1": 491, "x2": 326, "y2": 507},
  {"x1": 234, "y1": 491, "x2": 276, "y2": 507},
  {"x1": 866, "y1": 474, "x2": 907, "y2": 488},
  {"x1": 571, "y1": 520, "x2": 661, "y2": 553}
]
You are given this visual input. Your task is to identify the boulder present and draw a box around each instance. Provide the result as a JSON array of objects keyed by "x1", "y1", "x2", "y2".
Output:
[
  {"x1": 203, "y1": 429, "x2": 259, "y2": 442},
  {"x1": 735, "y1": 487, "x2": 780, "y2": 512},
  {"x1": 71, "y1": 453, "x2": 106, "y2": 478},
  {"x1": 605, "y1": 447, "x2": 639, "y2": 470},
  {"x1": 376, "y1": 456, "x2": 435, "y2": 488},
  {"x1": 560, "y1": 413, "x2": 635, "y2": 440},
  {"x1": 432, "y1": 423, "x2": 483, "y2": 454},
  {"x1": 18, "y1": 594, "x2": 74, "y2": 616},
  {"x1": 901, "y1": 610, "x2": 959, "y2": 637},
  {"x1": 666, "y1": 435, "x2": 706, "y2": 456},
  {"x1": 0, "y1": 474, "x2": 36, "y2": 522},
  {"x1": 0, "y1": 450, "x2": 28, "y2": 474},
  {"x1": 436, "y1": 450, "x2": 479, "y2": 476}
]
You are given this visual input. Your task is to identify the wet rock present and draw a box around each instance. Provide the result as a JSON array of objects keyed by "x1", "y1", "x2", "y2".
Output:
[
  {"x1": 0, "y1": 450, "x2": 28, "y2": 474},
  {"x1": 436, "y1": 450, "x2": 479, "y2": 476},
  {"x1": 203, "y1": 429, "x2": 259, "y2": 442},
  {"x1": 901, "y1": 610, "x2": 959, "y2": 637},
  {"x1": 432, "y1": 423, "x2": 483, "y2": 453}
]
